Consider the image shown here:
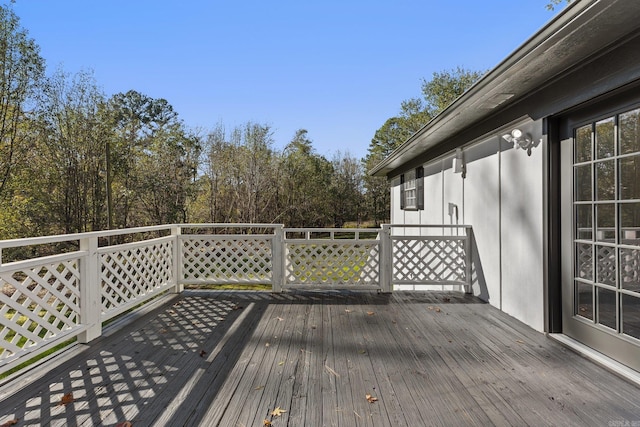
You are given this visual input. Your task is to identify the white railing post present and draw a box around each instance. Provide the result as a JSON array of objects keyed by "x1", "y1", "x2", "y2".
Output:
[
  {"x1": 272, "y1": 225, "x2": 284, "y2": 292},
  {"x1": 464, "y1": 227, "x2": 473, "y2": 294},
  {"x1": 79, "y1": 235, "x2": 101, "y2": 343},
  {"x1": 172, "y1": 225, "x2": 183, "y2": 293},
  {"x1": 380, "y1": 225, "x2": 393, "y2": 293}
]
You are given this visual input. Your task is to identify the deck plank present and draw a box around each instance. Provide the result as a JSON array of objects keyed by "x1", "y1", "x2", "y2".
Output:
[
  {"x1": 1, "y1": 290, "x2": 640, "y2": 427},
  {"x1": 287, "y1": 298, "x2": 321, "y2": 427}
]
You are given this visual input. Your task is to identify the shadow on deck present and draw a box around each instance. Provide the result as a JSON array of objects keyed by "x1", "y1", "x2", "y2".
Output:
[{"x1": 0, "y1": 290, "x2": 639, "y2": 426}]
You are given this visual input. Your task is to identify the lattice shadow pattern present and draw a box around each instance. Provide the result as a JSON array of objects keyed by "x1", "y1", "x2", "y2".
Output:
[{"x1": 4, "y1": 296, "x2": 238, "y2": 425}]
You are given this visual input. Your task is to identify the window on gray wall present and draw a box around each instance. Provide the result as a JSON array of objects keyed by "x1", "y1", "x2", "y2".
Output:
[{"x1": 400, "y1": 166, "x2": 424, "y2": 210}]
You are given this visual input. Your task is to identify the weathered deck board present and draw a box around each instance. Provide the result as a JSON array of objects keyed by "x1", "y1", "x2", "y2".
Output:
[{"x1": 1, "y1": 290, "x2": 639, "y2": 426}]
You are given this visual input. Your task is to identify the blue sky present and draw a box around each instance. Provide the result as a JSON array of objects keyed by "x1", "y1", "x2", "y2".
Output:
[{"x1": 12, "y1": 1, "x2": 564, "y2": 159}]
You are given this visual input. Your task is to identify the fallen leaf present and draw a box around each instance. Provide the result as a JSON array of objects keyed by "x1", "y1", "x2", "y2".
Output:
[
  {"x1": 427, "y1": 306, "x2": 434, "y2": 310},
  {"x1": 116, "y1": 422, "x2": 132, "y2": 427},
  {"x1": 324, "y1": 365, "x2": 340, "y2": 377},
  {"x1": 271, "y1": 407, "x2": 287, "y2": 417},
  {"x1": 58, "y1": 392, "x2": 74, "y2": 406},
  {"x1": 367, "y1": 311, "x2": 375, "y2": 316},
  {"x1": 263, "y1": 420, "x2": 272, "y2": 426},
  {"x1": 159, "y1": 328, "x2": 168, "y2": 334},
  {"x1": 265, "y1": 342, "x2": 270, "y2": 347},
  {"x1": 232, "y1": 305, "x2": 243, "y2": 310},
  {"x1": 254, "y1": 385, "x2": 265, "y2": 391},
  {"x1": 199, "y1": 350, "x2": 207, "y2": 357},
  {"x1": 278, "y1": 361, "x2": 285, "y2": 366},
  {"x1": 365, "y1": 394, "x2": 378, "y2": 403},
  {"x1": 358, "y1": 349, "x2": 367, "y2": 354},
  {"x1": 435, "y1": 307, "x2": 441, "y2": 313},
  {"x1": 0, "y1": 419, "x2": 19, "y2": 427},
  {"x1": 345, "y1": 309, "x2": 352, "y2": 313},
  {"x1": 516, "y1": 340, "x2": 525, "y2": 344},
  {"x1": 276, "y1": 317, "x2": 284, "y2": 321}
]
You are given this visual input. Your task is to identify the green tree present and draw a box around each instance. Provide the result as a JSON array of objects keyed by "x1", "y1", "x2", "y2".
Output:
[
  {"x1": 331, "y1": 151, "x2": 363, "y2": 227},
  {"x1": 193, "y1": 121, "x2": 280, "y2": 224},
  {"x1": 238, "y1": 122, "x2": 277, "y2": 224},
  {"x1": 106, "y1": 90, "x2": 183, "y2": 227},
  {"x1": 195, "y1": 123, "x2": 232, "y2": 223},
  {"x1": 420, "y1": 67, "x2": 485, "y2": 118},
  {"x1": 363, "y1": 66, "x2": 483, "y2": 223},
  {"x1": 546, "y1": 0, "x2": 572, "y2": 11},
  {"x1": 278, "y1": 129, "x2": 333, "y2": 226},
  {"x1": 135, "y1": 121, "x2": 200, "y2": 225},
  {"x1": 0, "y1": 5, "x2": 44, "y2": 199},
  {"x1": 37, "y1": 68, "x2": 107, "y2": 233}
]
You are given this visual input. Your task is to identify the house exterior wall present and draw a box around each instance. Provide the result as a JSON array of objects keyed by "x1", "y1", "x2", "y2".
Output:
[
  {"x1": 498, "y1": 126, "x2": 545, "y2": 331},
  {"x1": 463, "y1": 139, "x2": 501, "y2": 308},
  {"x1": 390, "y1": 119, "x2": 546, "y2": 331}
]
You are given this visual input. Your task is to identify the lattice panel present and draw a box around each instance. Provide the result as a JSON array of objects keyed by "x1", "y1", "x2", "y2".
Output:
[
  {"x1": 576, "y1": 243, "x2": 593, "y2": 280},
  {"x1": 620, "y1": 248, "x2": 640, "y2": 293},
  {"x1": 393, "y1": 238, "x2": 466, "y2": 283},
  {"x1": 0, "y1": 259, "x2": 81, "y2": 363},
  {"x1": 101, "y1": 241, "x2": 173, "y2": 315},
  {"x1": 285, "y1": 242, "x2": 380, "y2": 285},
  {"x1": 596, "y1": 245, "x2": 616, "y2": 286},
  {"x1": 182, "y1": 237, "x2": 272, "y2": 283}
]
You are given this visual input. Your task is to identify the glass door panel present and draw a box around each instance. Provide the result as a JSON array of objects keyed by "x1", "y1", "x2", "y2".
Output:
[{"x1": 563, "y1": 106, "x2": 640, "y2": 372}]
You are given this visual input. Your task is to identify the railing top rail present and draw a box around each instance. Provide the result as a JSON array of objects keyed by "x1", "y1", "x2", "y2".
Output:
[
  {"x1": 383, "y1": 224, "x2": 472, "y2": 229},
  {"x1": 179, "y1": 223, "x2": 283, "y2": 230},
  {"x1": 0, "y1": 224, "x2": 175, "y2": 249},
  {"x1": 0, "y1": 223, "x2": 287, "y2": 249},
  {"x1": 0, "y1": 223, "x2": 473, "y2": 249},
  {"x1": 284, "y1": 228, "x2": 380, "y2": 233}
]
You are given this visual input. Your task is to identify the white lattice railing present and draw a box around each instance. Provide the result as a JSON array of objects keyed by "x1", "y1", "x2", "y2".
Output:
[
  {"x1": 283, "y1": 228, "x2": 382, "y2": 289},
  {"x1": 0, "y1": 223, "x2": 472, "y2": 374},
  {"x1": 0, "y1": 225, "x2": 178, "y2": 374},
  {"x1": 387, "y1": 225, "x2": 472, "y2": 292},
  {"x1": 181, "y1": 234, "x2": 274, "y2": 285},
  {"x1": 100, "y1": 236, "x2": 174, "y2": 321},
  {"x1": 0, "y1": 252, "x2": 83, "y2": 368}
]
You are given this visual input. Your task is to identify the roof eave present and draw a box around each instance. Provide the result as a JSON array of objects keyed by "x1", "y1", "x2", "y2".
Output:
[{"x1": 369, "y1": 0, "x2": 615, "y2": 177}]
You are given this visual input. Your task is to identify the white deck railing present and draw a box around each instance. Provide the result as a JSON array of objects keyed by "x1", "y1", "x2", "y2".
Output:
[{"x1": 0, "y1": 223, "x2": 472, "y2": 374}]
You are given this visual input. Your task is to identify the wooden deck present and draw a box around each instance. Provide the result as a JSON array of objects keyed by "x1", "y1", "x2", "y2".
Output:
[{"x1": 1, "y1": 290, "x2": 639, "y2": 426}]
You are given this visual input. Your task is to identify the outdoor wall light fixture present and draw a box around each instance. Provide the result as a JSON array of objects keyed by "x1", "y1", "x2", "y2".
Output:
[
  {"x1": 502, "y1": 128, "x2": 535, "y2": 156},
  {"x1": 452, "y1": 148, "x2": 466, "y2": 178}
]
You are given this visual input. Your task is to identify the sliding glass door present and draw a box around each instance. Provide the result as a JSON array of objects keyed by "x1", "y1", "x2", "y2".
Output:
[{"x1": 561, "y1": 106, "x2": 640, "y2": 371}]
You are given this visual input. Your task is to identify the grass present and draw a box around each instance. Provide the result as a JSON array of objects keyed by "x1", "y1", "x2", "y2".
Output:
[{"x1": 0, "y1": 338, "x2": 76, "y2": 381}]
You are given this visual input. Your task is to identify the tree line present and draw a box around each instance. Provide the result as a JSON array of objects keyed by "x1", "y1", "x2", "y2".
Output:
[{"x1": 0, "y1": 5, "x2": 482, "y2": 240}]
